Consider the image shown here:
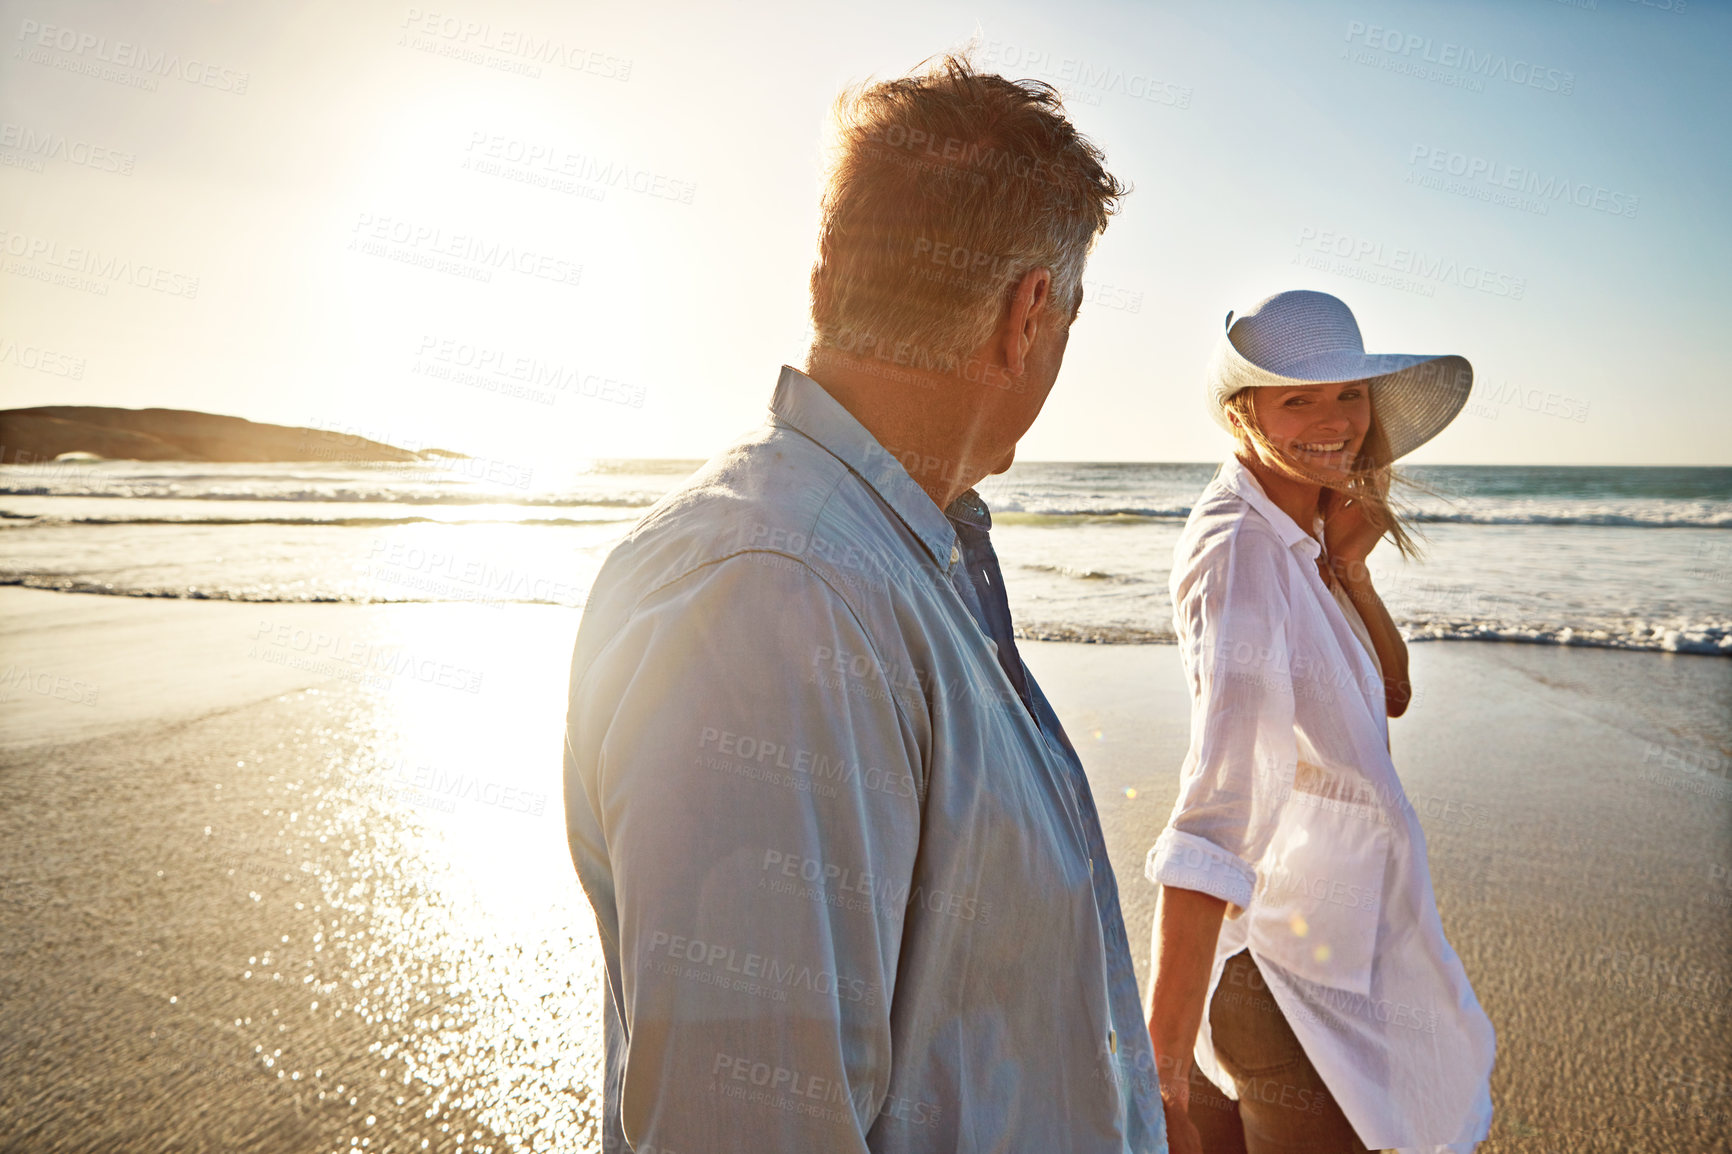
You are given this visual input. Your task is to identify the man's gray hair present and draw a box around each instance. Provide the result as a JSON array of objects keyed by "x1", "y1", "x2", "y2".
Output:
[{"x1": 809, "y1": 54, "x2": 1128, "y2": 375}]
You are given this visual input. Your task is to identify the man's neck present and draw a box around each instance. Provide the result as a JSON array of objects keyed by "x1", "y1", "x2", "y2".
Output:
[{"x1": 805, "y1": 355, "x2": 990, "y2": 511}]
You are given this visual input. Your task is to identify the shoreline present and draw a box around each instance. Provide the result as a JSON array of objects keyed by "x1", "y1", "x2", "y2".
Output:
[{"x1": 4, "y1": 583, "x2": 1727, "y2": 658}]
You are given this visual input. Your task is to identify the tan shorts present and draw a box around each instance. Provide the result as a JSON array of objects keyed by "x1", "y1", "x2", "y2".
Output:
[{"x1": 1189, "y1": 950, "x2": 1383, "y2": 1154}]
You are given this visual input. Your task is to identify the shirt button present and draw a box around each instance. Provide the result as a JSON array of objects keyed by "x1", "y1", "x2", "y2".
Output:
[
  {"x1": 1088, "y1": 857, "x2": 1095, "y2": 875},
  {"x1": 1109, "y1": 1029, "x2": 1117, "y2": 1054},
  {"x1": 949, "y1": 544, "x2": 960, "y2": 565}
]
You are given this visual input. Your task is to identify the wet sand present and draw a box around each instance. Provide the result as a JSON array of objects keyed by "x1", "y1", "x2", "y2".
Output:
[{"x1": 2, "y1": 587, "x2": 1728, "y2": 1152}]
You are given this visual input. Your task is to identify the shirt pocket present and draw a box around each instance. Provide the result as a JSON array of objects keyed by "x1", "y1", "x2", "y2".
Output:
[{"x1": 1247, "y1": 790, "x2": 1390, "y2": 997}]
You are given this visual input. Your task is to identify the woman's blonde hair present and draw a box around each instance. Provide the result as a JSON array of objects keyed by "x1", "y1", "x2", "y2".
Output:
[{"x1": 1222, "y1": 386, "x2": 1426, "y2": 562}]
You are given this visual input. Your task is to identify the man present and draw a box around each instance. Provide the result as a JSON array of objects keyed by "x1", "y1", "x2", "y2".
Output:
[{"x1": 563, "y1": 55, "x2": 1164, "y2": 1152}]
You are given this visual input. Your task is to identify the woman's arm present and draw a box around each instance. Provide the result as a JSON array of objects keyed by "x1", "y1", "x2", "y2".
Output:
[
  {"x1": 1147, "y1": 884, "x2": 1227, "y2": 1154},
  {"x1": 1331, "y1": 561, "x2": 1411, "y2": 718},
  {"x1": 1321, "y1": 494, "x2": 1412, "y2": 719},
  {"x1": 1148, "y1": 522, "x2": 1297, "y2": 1148}
]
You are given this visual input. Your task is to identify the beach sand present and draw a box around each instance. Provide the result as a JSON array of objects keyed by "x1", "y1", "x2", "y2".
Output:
[{"x1": 2, "y1": 587, "x2": 1727, "y2": 1152}]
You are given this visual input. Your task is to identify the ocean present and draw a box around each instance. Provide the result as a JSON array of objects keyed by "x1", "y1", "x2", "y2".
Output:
[{"x1": 3, "y1": 457, "x2": 1728, "y2": 655}]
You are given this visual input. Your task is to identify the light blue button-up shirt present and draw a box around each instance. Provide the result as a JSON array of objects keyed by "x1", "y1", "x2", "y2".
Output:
[{"x1": 564, "y1": 366, "x2": 1167, "y2": 1152}]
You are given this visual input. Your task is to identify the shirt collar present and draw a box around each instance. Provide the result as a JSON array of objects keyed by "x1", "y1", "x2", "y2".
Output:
[
  {"x1": 769, "y1": 365, "x2": 962, "y2": 571},
  {"x1": 1216, "y1": 454, "x2": 1322, "y2": 559},
  {"x1": 944, "y1": 488, "x2": 992, "y2": 533}
]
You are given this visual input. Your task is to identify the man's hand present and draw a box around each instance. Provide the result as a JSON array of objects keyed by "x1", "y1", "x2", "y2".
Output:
[{"x1": 1162, "y1": 1095, "x2": 1205, "y2": 1154}]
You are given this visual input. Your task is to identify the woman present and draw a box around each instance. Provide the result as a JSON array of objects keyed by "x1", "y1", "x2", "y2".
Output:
[{"x1": 1144, "y1": 290, "x2": 1495, "y2": 1154}]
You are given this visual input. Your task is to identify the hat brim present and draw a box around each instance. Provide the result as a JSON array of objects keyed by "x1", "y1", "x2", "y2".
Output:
[{"x1": 1206, "y1": 334, "x2": 1471, "y2": 461}]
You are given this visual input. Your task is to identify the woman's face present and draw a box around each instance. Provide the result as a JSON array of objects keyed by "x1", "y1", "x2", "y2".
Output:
[{"x1": 1244, "y1": 381, "x2": 1373, "y2": 480}]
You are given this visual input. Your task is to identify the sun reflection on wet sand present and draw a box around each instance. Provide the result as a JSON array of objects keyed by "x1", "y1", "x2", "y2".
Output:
[
  {"x1": 0, "y1": 588, "x2": 614, "y2": 1151},
  {"x1": 276, "y1": 607, "x2": 606, "y2": 1152},
  {"x1": 123, "y1": 602, "x2": 611, "y2": 1152}
]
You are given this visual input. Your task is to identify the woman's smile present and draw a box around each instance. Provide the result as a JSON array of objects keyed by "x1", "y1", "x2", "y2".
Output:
[{"x1": 1250, "y1": 381, "x2": 1372, "y2": 477}]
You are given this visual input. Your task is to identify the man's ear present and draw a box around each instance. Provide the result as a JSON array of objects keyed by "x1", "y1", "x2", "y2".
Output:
[{"x1": 1000, "y1": 267, "x2": 1053, "y2": 378}]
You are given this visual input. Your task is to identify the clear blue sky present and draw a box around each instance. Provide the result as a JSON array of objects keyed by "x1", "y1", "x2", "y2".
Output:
[{"x1": 2, "y1": 0, "x2": 1727, "y2": 465}]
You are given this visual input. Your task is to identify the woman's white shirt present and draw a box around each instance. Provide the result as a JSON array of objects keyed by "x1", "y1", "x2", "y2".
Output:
[
  {"x1": 1328, "y1": 578, "x2": 1382, "y2": 681},
  {"x1": 1146, "y1": 456, "x2": 1495, "y2": 1153}
]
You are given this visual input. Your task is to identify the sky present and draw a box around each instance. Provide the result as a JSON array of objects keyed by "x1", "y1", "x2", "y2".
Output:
[{"x1": 2, "y1": 0, "x2": 1728, "y2": 467}]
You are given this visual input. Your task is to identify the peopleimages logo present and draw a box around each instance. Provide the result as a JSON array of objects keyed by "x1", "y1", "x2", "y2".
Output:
[
  {"x1": 977, "y1": 41, "x2": 1192, "y2": 108},
  {"x1": 0, "y1": 122, "x2": 135, "y2": 175},
  {"x1": 347, "y1": 212, "x2": 583, "y2": 288},
  {"x1": 413, "y1": 334, "x2": 647, "y2": 408},
  {"x1": 14, "y1": 19, "x2": 249, "y2": 93},
  {"x1": 463, "y1": 132, "x2": 695, "y2": 205},
  {"x1": 1405, "y1": 145, "x2": 1639, "y2": 219},
  {"x1": 0, "y1": 228, "x2": 200, "y2": 297},
  {"x1": 0, "y1": 336, "x2": 86, "y2": 378},
  {"x1": 1294, "y1": 227, "x2": 1527, "y2": 301},
  {"x1": 398, "y1": 7, "x2": 632, "y2": 81},
  {"x1": 1344, "y1": 21, "x2": 1575, "y2": 95}
]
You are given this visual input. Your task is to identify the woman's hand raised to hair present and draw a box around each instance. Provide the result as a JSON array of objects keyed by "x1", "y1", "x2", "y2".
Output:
[{"x1": 1322, "y1": 496, "x2": 1385, "y2": 577}]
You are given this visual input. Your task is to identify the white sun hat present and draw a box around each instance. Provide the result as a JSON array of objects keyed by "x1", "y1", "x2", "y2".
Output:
[{"x1": 1204, "y1": 289, "x2": 1473, "y2": 462}]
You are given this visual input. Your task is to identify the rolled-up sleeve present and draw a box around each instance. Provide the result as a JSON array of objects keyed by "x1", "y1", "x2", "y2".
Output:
[
  {"x1": 565, "y1": 552, "x2": 922, "y2": 1151},
  {"x1": 1147, "y1": 525, "x2": 1298, "y2": 912}
]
